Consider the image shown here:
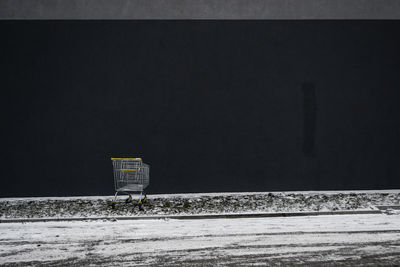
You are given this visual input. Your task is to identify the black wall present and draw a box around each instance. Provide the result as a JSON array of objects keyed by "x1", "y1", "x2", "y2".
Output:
[{"x1": 1, "y1": 21, "x2": 400, "y2": 197}]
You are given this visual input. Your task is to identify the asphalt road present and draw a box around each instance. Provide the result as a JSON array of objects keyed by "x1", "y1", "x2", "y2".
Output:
[{"x1": 1, "y1": 214, "x2": 400, "y2": 266}]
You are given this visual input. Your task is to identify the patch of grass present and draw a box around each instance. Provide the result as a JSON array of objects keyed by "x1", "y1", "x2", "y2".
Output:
[{"x1": 183, "y1": 201, "x2": 190, "y2": 209}]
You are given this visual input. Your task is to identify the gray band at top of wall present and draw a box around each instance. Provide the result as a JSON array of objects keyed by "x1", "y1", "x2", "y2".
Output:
[{"x1": 0, "y1": 0, "x2": 400, "y2": 19}]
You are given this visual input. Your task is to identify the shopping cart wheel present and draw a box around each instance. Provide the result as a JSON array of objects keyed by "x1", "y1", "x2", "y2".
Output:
[{"x1": 125, "y1": 194, "x2": 132, "y2": 204}]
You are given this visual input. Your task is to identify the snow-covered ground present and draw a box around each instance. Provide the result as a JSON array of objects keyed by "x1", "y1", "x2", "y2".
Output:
[
  {"x1": 1, "y1": 191, "x2": 400, "y2": 265},
  {"x1": 1, "y1": 214, "x2": 400, "y2": 266},
  {"x1": 1, "y1": 190, "x2": 399, "y2": 219}
]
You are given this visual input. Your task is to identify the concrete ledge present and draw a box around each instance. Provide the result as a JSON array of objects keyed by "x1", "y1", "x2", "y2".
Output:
[
  {"x1": 1, "y1": 0, "x2": 400, "y2": 19},
  {"x1": 376, "y1": 205, "x2": 400, "y2": 210},
  {"x1": 0, "y1": 209, "x2": 383, "y2": 223}
]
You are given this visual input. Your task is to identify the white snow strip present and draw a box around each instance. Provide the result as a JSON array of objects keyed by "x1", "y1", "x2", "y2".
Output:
[
  {"x1": 1, "y1": 214, "x2": 400, "y2": 265},
  {"x1": 1, "y1": 189, "x2": 400, "y2": 201}
]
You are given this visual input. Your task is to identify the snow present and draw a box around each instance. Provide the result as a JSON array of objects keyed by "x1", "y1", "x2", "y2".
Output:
[
  {"x1": 1, "y1": 190, "x2": 399, "y2": 220},
  {"x1": 1, "y1": 191, "x2": 399, "y2": 265},
  {"x1": 2, "y1": 189, "x2": 399, "y2": 202},
  {"x1": 1, "y1": 214, "x2": 400, "y2": 265}
]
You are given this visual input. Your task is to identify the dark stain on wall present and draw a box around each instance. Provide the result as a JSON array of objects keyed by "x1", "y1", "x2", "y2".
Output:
[{"x1": 302, "y1": 82, "x2": 317, "y2": 157}]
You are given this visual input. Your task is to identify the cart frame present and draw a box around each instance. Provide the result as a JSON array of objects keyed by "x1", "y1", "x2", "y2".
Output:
[{"x1": 111, "y1": 157, "x2": 150, "y2": 204}]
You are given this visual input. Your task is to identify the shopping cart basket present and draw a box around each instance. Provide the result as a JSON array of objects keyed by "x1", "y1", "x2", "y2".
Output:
[{"x1": 111, "y1": 157, "x2": 150, "y2": 208}]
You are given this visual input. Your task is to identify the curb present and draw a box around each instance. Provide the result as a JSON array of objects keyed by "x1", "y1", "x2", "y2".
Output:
[{"x1": 0, "y1": 209, "x2": 383, "y2": 223}]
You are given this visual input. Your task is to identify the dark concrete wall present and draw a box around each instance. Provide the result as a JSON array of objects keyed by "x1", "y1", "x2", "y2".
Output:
[{"x1": 1, "y1": 21, "x2": 400, "y2": 197}]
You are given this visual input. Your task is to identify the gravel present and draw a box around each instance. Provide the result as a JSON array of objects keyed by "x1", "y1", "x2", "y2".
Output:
[{"x1": 1, "y1": 191, "x2": 399, "y2": 219}]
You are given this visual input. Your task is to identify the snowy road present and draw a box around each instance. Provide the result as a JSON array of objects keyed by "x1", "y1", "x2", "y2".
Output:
[{"x1": 1, "y1": 214, "x2": 400, "y2": 266}]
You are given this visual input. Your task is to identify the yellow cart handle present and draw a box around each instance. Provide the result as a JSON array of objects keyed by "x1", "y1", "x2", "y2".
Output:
[
  {"x1": 111, "y1": 158, "x2": 142, "y2": 161},
  {"x1": 122, "y1": 169, "x2": 137, "y2": 172}
]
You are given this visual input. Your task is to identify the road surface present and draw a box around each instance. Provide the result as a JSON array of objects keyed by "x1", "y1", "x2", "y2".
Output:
[{"x1": 1, "y1": 214, "x2": 400, "y2": 266}]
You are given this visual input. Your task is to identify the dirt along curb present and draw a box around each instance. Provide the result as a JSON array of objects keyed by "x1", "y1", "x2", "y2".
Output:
[{"x1": 0, "y1": 209, "x2": 383, "y2": 223}]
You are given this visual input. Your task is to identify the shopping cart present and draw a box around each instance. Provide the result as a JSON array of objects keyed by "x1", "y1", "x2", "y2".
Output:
[{"x1": 111, "y1": 157, "x2": 150, "y2": 208}]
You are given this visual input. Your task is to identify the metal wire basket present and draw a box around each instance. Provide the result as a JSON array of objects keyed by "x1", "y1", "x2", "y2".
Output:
[{"x1": 111, "y1": 158, "x2": 150, "y2": 203}]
